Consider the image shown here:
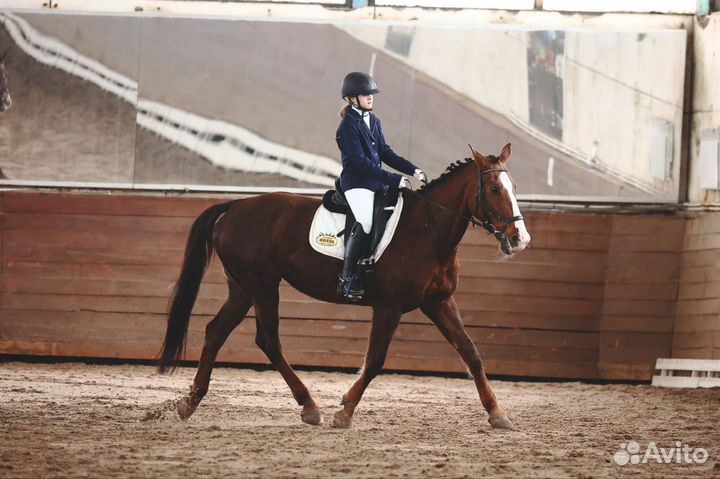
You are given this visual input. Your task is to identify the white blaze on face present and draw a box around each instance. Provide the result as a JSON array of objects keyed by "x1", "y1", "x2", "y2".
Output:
[{"x1": 499, "y1": 172, "x2": 531, "y2": 250}]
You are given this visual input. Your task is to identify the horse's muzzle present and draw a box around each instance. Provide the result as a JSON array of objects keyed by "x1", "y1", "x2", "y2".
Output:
[{"x1": 507, "y1": 231, "x2": 531, "y2": 254}]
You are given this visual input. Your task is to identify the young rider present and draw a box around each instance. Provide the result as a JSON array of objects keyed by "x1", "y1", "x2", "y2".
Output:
[{"x1": 335, "y1": 72, "x2": 427, "y2": 301}]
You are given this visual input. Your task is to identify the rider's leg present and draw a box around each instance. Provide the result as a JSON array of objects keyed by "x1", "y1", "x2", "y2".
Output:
[{"x1": 339, "y1": 188, "x2": 374, "y2": 300}]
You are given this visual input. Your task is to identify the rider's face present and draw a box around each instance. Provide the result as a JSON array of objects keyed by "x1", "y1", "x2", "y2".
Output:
[{"x1": 355, "y1": 94, "x2": 373, "y2": 110}]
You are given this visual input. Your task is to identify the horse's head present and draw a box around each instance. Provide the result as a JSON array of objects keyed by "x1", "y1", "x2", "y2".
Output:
[
  {"x1": 0, "y1": 49, "x2": 12, "y2": 112},
  {"x1": 468, "y1": 143, "x2": 531, "y2": 256}
]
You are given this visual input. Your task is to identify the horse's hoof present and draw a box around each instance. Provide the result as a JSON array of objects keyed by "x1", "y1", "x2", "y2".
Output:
[
  {"x1": 177, "y1": 397, "x2": 197, "y2": 421},
  {"x1": 301, "y1": 405, "x2": 323, "y2": 426},
  {"x1": 488, "y1": 413, "x2": 514, "y2": 430},
  {"x1": 332, "y1": 410, "x2": 352, "y2": 429}
]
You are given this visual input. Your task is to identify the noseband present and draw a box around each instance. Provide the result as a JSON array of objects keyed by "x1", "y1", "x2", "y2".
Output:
[{"x1": 476, "y1": 167, "x2": 524, "y2": 242}]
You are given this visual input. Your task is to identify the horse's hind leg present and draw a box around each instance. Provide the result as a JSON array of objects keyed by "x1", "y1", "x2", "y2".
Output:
[
  {"x1": 421, "y1": 296, "x2": 512, "y2": 429},
  {"x1": 333, "y1": 305, "x2": 402, "y2": 429},
  {"x1": 253, "y1": 286, "x2": 322, "y2": 425},
  {"x1": 177, "y1": 288, "x2": 251, "y2": 420}
]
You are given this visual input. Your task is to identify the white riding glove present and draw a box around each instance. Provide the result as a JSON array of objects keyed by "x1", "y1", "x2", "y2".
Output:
[
  {"x1": 398, "y1": 176, "x2": 410, "y2": 189},
  {"x1": 414, "y1": 168, "x2": 427, "y2": 183}
]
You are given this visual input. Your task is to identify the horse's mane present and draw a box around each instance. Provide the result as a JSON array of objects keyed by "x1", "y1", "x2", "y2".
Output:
[{"x1": 419, "y1": 157, "x2": 476, "y2": 192}]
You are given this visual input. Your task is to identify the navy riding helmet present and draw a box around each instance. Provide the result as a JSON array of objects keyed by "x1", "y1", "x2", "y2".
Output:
[{"x1": 341, "y1": 72, "x2": 380, "y2": 99}]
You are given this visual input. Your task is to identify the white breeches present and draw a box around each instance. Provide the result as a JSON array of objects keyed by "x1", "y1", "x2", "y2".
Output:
[{"x1": 344, "y1": 188, "x2": 375, "y2": 234}]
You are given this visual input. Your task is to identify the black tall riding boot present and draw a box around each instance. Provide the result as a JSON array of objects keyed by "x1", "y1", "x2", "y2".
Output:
[{"x1": 338, "y1": 222, "x2": 370, "y2": 301}]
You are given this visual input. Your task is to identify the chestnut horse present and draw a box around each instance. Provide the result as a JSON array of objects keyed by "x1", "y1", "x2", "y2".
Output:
[{"x1": 158, "y1": 143, "x2": 531, "y2": 429}]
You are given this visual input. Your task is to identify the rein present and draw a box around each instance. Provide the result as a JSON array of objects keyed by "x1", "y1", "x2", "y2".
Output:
[{"x1": 402, "y1": 166, "x2": 523, "y2": 242}]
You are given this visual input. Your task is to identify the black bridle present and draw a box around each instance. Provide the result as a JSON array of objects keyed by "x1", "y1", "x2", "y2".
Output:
[
  {"x1": 403, "y1": 165, "x2": 524, "y2": 243},
  {"x1": 475, "y1": 167, "x2": 524, "y2": 241}
]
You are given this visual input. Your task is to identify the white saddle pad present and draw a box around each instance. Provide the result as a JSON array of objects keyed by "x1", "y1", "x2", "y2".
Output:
[{"x1": 309, "y1": 194, "x2": 404, "y2": 261}]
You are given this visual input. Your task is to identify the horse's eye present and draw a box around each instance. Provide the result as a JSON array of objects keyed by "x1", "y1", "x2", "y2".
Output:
[{"x1": 491, "y1": 186, "x2": 500, "y2": 194}]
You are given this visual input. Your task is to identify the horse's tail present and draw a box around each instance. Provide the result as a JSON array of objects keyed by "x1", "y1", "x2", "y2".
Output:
[{"x1": 158, "y1": 201, "x2": 232, "y2": 373}]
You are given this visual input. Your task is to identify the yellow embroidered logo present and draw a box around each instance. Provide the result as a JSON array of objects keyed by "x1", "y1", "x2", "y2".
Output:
[{"x1": 316, "y1": 234, "x2": 338, "y2": 247}]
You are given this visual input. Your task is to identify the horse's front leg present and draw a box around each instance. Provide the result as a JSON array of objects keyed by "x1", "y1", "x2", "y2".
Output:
[
  {"x1": 332, "y1": 305, "x2": 402, "y2": 429},
  {"x1": 421, "y1": 296, "x2": 513, "y2": 429}
]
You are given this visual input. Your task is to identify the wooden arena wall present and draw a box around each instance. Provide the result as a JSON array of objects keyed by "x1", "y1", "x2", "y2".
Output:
[
  {"x1": 0, "y1": 190, "x2": 705, "y2": 381},
  {"x1": 673, "y1": 212, "x2": 720, "y2": 360}
]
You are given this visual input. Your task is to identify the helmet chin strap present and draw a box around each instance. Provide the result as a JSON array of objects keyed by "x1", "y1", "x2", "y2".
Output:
[{"x1": 348, "y1": 96, "x2": 372, "y2": 113}]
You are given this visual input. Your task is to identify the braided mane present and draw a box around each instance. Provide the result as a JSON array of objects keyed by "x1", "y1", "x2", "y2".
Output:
[{"x1": 419, "y1": 157, "x2": 476, "y2": 192}]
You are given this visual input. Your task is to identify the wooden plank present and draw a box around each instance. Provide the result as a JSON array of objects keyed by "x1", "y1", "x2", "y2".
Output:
[
  {"x1": 608, "y1": 233, "x2": 683, "y2": 253},
  {"x1": 510, "y1": 231, "x2": 609, "y2": 251},
  {"x1": 420, "y1": 310, "x2": 600, "y2": 331},
  {"x1": 605, "y1": 267, "x2": 680, "y2": 285},
  {"x1": 453, "y1": 292, "x2": 600, "y2": 315},
  {"x1": 512, "y1": 212, "x2": 611, "y2": 235},
  {"x1": 463, "y1": 229, "x2": 609, "y2": 251},
  {"x1": 454, "y1": 277, "x2": 604, "y2": 300},
  {"x1": 675, "y1": 298, "x2": 720, "y2": 316},
  {"x1": 597, "y1": 362, "x2": 653, "y2": 381},
  {"x1": 3, "y1": 243, "x2": 185, "y2": 266},
  {"x1": 603, "y1": 283, "x2": 677, "y2": 301},
  {"x1": 598, "y1": 346, "x2": 672, "y2": 363},
  {"x1": 677, "y1": 249, "x2": 720, "y2": 268},
  {"x1": 599, "y1": 315, "x2": 675, "y2": 333},
  {"x1": 3, "y1": 212, "x2": 194, "y2": 234},
  {"x1": 672, "y1": 314, "x2": 720, "y2": 332},
  {"x1": 677, "y1": 282, "x2": 720, "y2": 300},
  {"x1": 669, "y1": 347, "x2": 718, "y2": 358},
  {"x1": 460, "y1": 261, "x2": 606, "y2": 283},
  {"x1": 683, "y1": 234, "x2": 720, "y2": 252},
  {"x1": 3, "y1": 191, "x2": 223, "y2": 217},
  {"x1": 2, "y1": 261, "x2": 202, "y2": 283},
  {"x1": 671, "y1": 331, "x2": 720, "y2": 350},
  {"x1": 599, "y1": 331, "x2": 672, "y2": 350},
  {"x1": 610, "y1": 215, "x2": 685, "y2": 238},
  {"x1": 457, "y1": 246, "x2": 608, "y2": 270},
  {"x1": 457, "y1": 217, "x2": 610, "y2": 247},
  {"x1": 3, "y1": 228, "x2": 187, "y2": 249},
  {"x1": 606, "y1": 252, "x2": 681, "y2": 269},
  {"x1": 602, "y1": 299, "x2": 676, "y2": 316},
  {"x1": 0, "y1": 276, "x2": 230, "y2": 299},
  {"x1": 678, "y1": 265, "x2": 720, "y2": 285}
]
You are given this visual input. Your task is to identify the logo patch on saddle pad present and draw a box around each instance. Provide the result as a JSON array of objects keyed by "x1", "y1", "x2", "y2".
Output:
[
  {"x1": 315, "y1": 233, "x2": 338, "y2": 247},
  {"x1": 309, "y1": 194, "x2": 404, "y2": 261}
]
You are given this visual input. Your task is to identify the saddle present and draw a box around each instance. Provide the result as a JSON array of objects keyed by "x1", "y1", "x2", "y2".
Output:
[{"x1": 322, "y1": 179, "x2": 399, "y2": 255}]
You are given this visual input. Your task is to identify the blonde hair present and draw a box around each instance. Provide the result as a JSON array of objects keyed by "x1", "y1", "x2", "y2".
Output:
[{"x1": 338, "y1": 102, "x2": 351, "y2": 118}]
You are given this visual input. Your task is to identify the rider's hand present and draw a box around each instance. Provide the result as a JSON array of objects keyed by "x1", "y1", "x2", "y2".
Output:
[
  {"x1": 414, "y1": 169, "x2": 427, "y2": 183},
  {"x1": 399, "y1": 176, "x2": 410, "y2": 189}
]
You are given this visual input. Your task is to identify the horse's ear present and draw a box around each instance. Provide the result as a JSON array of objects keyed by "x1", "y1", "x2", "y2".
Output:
[
  {"x1": 499, "y1": 143, "x2": 511, "y2": 164},
  {"x1": 468, "y1": 144, "x2": 485, "y2": 162}
]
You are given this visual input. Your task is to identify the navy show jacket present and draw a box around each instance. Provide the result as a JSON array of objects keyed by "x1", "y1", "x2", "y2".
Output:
[{"x1": 336, "y1": 107, "x2": 418, "y2": 192}]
